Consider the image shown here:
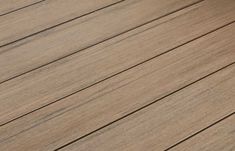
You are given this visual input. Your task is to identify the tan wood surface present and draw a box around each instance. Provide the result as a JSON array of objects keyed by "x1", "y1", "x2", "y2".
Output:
[
  {"x1": 0, "y1": 0, "x2": 122, "y2": 46},
  {"x1": 0, "y1": 0, "x2": 200, "y2": 83},
  {"x1": 0, "y1": 21, "x2": 234, "y2": 151},
  {"x1": 0, "y1": 0, "x2": 234, "y2": 150},
  {"x1": 59, "y1": 65, "x2": 235, "y2": 151},
  {"x1": 0, "y1": 0, "x2": 234, "y2": 127},
  {"x1": 0, "y1": 0, "x2": 42, "y2": 16},
  {"x1": 170, "y1": 114, "x2": 235, "y2": 151}
]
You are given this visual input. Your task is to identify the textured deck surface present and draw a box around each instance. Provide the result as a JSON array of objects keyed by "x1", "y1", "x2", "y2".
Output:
[{"x1": 0, "y1": 0, "x2": 234, "y2": 150}]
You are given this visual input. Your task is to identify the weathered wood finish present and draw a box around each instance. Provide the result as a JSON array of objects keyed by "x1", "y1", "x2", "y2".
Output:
[
  {"x1": 0, "y1": 0, "x2": 234, "y2": 150},
  {"x1": 0, "y1": 0, "x2": 234, "y2": 126},
  {"x1": 0, "y1": 0, "x2": 42, "y2": 16},
  {"x1": 60, "y1": 60, "x2": 235, "y2": 151},
  {"x1": 0, "y1": 0, "x2": 200, "y2": 83},
  {"x1": 170, "y1": 115, "x2": 235, "y2": 151},
  {"x1": 0, "y1": 19, "x2": 234, "y2": 151}
]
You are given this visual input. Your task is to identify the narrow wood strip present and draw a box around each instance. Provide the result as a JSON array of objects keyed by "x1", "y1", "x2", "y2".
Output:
[
  {"x1": 0, "y1": 0, "x2": 43, "y2": 16},
  {"x1": 0, "y1": 0, "x2": 201, "y2": 83},
  {"x1": 0, "y1": 0, "x2": 124, "y2": 47},
  {"x1": 169, "y1": 114, "x2": 235, "y2": 151},
  {"x1": 0, "y1": 0, "x2": 234, "y2": 126},
  {"x1": 57, "y1": 61, "x2": 235, "y2": 151},
  {"x1": 0, "y1": 22, "x2": 234, "y2": 151}
]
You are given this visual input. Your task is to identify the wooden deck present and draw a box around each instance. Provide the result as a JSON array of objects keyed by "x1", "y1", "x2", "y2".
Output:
[{"x1": 0, "y1": 0, "x2": 234, "y2": 150}]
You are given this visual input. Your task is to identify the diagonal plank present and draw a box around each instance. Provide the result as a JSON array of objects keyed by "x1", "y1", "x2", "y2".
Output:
[
  {"x1": 0, "y1": 0, "x2": 235, "y2": 126},
  {"x1": 58, "y1": 65, "x2": 235, "y2": 151},
  {"x1": 0, "y1": 21, "x2": 234, "y2": 151},
  {"x1": 0, "y1": 0, "x2": 197, "y2": 47},
  {"x1": 0, "y1": 0, "x2": 43, "y2": 16},
  {"x1": 168, "y1": 114, "x2": 235, "y2": 151},
  {"x1": 0, "y1": 0, "x2": 124, "y2": 46},
  {"x1": 0, "y1": 0, "x2": 201, "y2": 83}
]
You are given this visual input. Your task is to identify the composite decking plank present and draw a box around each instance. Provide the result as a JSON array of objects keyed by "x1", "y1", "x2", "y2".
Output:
[
  {"x1": 169, "y1": 114, "x2": 235, "y2": 151},
  {"x1": 58, "y1": 64, "x2": 235, "y2": 151},
  {"x1": 0, "y1": 0, "x2": 234, "y2": 126},
  {"x1": 0, "y1": 0, "x2": 201, "y2": 83},
  {"x1": 0, "y1": 0, "x2": 43, "y2": 16},
  {"x1": 0, "y1": 22, "x2": 234, "y2": 151},
  {"x1": 0, "y1": 0, "x2": 123, "y2": 47}
]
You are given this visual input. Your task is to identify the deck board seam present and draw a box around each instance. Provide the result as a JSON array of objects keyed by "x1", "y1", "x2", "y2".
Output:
[
  {"x1": 0, "y1": 0, "x2": 46, "y2": 17},
  {"x1": 165, "y1": 112, "x2": 235, "y2": 151},
  {"x1": 0, "y1": 20, "x2": 233, "y2": 128},
  {"x1": 0, "y1": 0, "x2": 126, "y2": 48},
  {"x1": 0, "y1": 0, "x2": 205, "y2": 85},
  {"x1": 54, "y1": 62, "x2": 235, "y2": 151}
]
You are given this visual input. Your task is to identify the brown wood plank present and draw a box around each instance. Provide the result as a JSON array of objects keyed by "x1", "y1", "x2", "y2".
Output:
[
  {"x1": 0, "y1": 0, "x2": 123, "y2": 46},
  {"x1": 0, "y1": 0, "x2": 42, "y2": 16},
  {"x1": 58, "y1": 65, "x2": 235, "y2": 151},
  {"x1": 0, "y1": 0, "x2": 201, "y2": 83},
  {"x1": 0, "y1": 0, "x2": 234, "y2": 126},
  {"x1": 170, "y1": 115, "x2": 235, "y2": 151},
  {"x1": 0, "y1": 22, "x2": 234, "y2": 151}
]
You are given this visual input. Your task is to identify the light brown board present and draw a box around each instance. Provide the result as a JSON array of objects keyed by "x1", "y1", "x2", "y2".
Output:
[
  {"x1": 0, "y1": 0, "x2": 234, "y2": 126},
  {"x1": 0, "y1": 22, "x2": 234, "y2": 151},
  {"x1": 59, "y1": 61, "x2": 235, "y2": 151},
  {"x1": 0, "y1": 0, "x2": 42, "y2": 16},
  {"x1": 0, "y1": 0, "x2": 122, "y2": 46},
  {"x1": 0, "y1": 0, "x2": 201, "y2": 83},
  {"x1": 170, "y1": 115, "x2": 235, "y2": 151}
]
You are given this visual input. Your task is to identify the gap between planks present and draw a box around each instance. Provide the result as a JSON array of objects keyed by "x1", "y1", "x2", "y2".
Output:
[
  {"x1": 0, "y1": 0, "x2": 203, "y2": 84},
  {"x1": 0, "y1": 0, "x2": 234, "y2": 127},
  {"x1": 0, "y1": 22, "x2": 234, "y2": 151},
  {"x1": 165, "y1": 112, "x2": 235, "y2": 151},
  {"x1": 0, "y1": 0, "x2": 45, "y2": 17}
]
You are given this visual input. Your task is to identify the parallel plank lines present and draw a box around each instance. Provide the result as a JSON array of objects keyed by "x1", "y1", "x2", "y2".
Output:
[
  {"x1": 0, "y1": 0, "x2": 201, "y2": 83},
  {"x1": 58, "y1": 64, "x2": 235, "y2": 151},
  {"x1": 0, "y1": 22, "x2": 234, "y2": 151},
  {"x1": 166, "y1": 113, "x2": 235, "y2": 151},
  {"x1": 169, "y1": 114, "x2": 235, "y2": 151},
  {"x1": 0, "y1": 0, "x2": 44, "y2": 16},
  {"x1": 0, "y1": 0, "x2": 234, "y2": 126},
  {"x1": 0, "y1": 0, "x2": 124, "y2": 47}
]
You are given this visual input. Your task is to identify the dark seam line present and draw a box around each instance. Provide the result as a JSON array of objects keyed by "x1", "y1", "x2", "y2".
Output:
[
  {"x1": 0, "y1": 0, "x2": 126, "y2": 48},
  {"x1": 165, "y1": 112, "x2": 235, "y2": 151},
  {"x1": 0, "y1": 0, "x2": 204, "y2": 86},
  {"x1": 0, "y1": 19, "x2": 234, "y2": 128},
  {"x1": 54, "y1": 62, "x2": 235, "y2": 151},
  {"x1": 0, "y1": 0, "x2": 205, "y2": 83},
  {"x1": 0, "y1": 0, "x2": 46, "y2": 17}
]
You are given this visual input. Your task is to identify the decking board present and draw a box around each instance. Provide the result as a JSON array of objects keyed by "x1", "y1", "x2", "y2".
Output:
[
  {"x1": 0, "y1": 0, "x2": 234, "y2": 150},
  {"x1": 169, "y1": 114, "x2": 235, "y2": 151},
  {"x1": 0, "y1": 22, "x2": 234, "y2": 151},
  {"x1": 58, "y1": 64, "x2": 235, "y2": 151},
  {"x1": 0, "y1": 0, "x2": 123, "y2": 46},
  {"x1": 0, "y1": 0, "x2": 43, "y2": 16},
  {"x1": 0, "y1": 0, "x2": 234, "y2": 126},
  {"x1": 0, "y1": 0, "x2": 201, "y2": 83}
]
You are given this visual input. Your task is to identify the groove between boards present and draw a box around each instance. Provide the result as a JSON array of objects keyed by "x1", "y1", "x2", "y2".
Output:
[
  {"x1": 0, "y1": 19, "x2": 233, "y2": 127},
  {"x1": 165, "y1": 112, "x2": 235, "y2": 151},
  {"x1": 0, "y1": 0, "x2": 46, "y2": 17},
  {"x1": 0, "y1": 0, "x2": 205, "y2": 85},
  {"x1": 54, "y1": 62, "x2": 235, "y2": 151},
  {"x1": 0, "y1": 0, "x2": 126, "y2": 48}
]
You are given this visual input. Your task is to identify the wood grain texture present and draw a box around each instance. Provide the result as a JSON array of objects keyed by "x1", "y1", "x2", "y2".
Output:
[
  {"x1": 0, "y1": 22, "x2": 234, "y2": 151},
  {"x1": 0, "y1": 0, "x2": 42, "y2": 16},
  {"x1": 170, "y1": 115, "x2": 235, "y2": 151},
  {"x1": 0, "y1": 0, "x2": 234, "y2": 126},
  {"x1": 0, "y1": 0, "x2": 201, "y2": 83},
  {"x1": 0, "y1": 0, "x2": 122, "y2": 46},
  {"x1": 59, "y1": 64, "x2": 235, "y2": 151}
]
